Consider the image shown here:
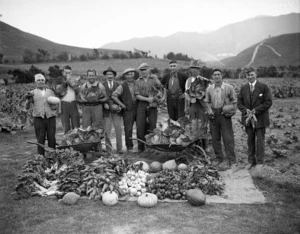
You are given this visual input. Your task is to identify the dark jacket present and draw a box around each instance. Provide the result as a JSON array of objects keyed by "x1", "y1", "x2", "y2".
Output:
[
  {"x1": 119, "y1": 82, "x2": 135, "y2": 111},
  {"x1": 237, "y1": 81, "x2": 272, "y2": 128},
  {"x1": 103, "y1": 80, "x2": 120, "y2": 117},
  {"x1": 161, "y1": 72, "x2": 188, "y2": 93}
]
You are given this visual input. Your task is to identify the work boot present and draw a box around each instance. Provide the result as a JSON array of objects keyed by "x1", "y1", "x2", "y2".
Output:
[{"x1": 245, "y1": 163, "x2": 255, "y2": 170}]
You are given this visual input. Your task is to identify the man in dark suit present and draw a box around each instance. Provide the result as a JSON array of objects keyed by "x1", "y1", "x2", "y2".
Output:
[
  {"x1": 161, "y1": 60, "x2": 188, "y2": 121},
  {"x1": 237, "y1": 67, "x2": 272, "y2": 171}
]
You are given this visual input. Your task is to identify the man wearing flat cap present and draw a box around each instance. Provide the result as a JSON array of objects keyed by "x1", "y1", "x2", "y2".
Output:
[
  {"x1": 25, "y1": 74, "x2": 58, "y2": 155},
  {"x1": 185, "y1": 60, "x2": 210, "y2": 153},
  {"x1": 161, "y1": 60, "x2": 188, "y2": 121},
  {"x1": 102, "y1": 67, "x2": 123, "y2": 154},
  {"x1": 112, "y1": 68, "x2": 139, "y2": 153},
  {"x1": 237, "y1": 67, "x2": 272, "y2": 174},
  {"x1": 134, "y1": 63, "x2": 166, "y2": 153}
]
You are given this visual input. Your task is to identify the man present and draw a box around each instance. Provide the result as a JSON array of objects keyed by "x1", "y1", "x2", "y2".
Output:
[
  {"x1": 102, "y1": 67, "x2": 123, "y2": 154},
  {"x1": 185, "y1": 60, "x2": 210, "y2": 152},
  {"x1": 112, "y1": 68, "x2": 138, "y2": 153},
  {"x1": 60, "y1": 65, "x2": 80, "y2": 133},
  {"x1": 237, "y1": 67, "x2": 272, "y2": 172},
  {"x1": 78, "y1": 69, "x2": 108, "y2": 129},
  {"x1": 205, "y1": 68, "x2": 238, "y2": 171},
  {"x1": 161, "y1": 60, "x2": 187, "y2": 121},
  {"x1": 134, "y1": 63, "x2": 166, "y2": 153},
  {"x1": 26, "y1": 74, "x2": 58, "y2": 155}
]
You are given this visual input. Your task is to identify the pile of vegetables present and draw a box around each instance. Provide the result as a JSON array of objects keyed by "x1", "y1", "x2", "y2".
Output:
[
  {"x1": 0, "y1": 84, "x2": 34, "y2": 131},
  {"x1": 146, "y1": 159, "x2": 224, "y2": 200},
  {"x1": 145, "y1": 117, "x2": 194, "y2": 146},
  {"x1": 61, "y1": 126, "x2": 104, "y2": 145}
]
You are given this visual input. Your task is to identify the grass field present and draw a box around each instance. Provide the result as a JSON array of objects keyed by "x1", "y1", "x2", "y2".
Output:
[{"x1": 1, "y1": 97, "x2": 300, "y2": 233}]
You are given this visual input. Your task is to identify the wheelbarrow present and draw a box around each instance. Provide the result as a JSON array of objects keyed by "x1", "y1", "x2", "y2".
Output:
[
  {"x1": 27, "y1": 141, "x2": 101, "y2": 153},
  {"x1": 130, "y1": 138, "x2": 209, "y2": 163}
]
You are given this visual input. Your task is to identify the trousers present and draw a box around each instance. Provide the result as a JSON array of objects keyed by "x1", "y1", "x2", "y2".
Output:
[
  {"x1": 82, "y1": 104, "x2": 103, "y2": 129},
  {"x1": 210, "y1": 109, "x2": 236, "y2": 164},
  {"x1": 61, "y1": 101, "x2": 80, "y2": 134},
  {"x1": 136, "y1": 101, "x2": 157, "y2": 151},
  {"x1": 104, "y1": 112, "x2": 123, "y2": 151},
  {"x1": 123, "y1": 104, "x2": 137, "y2": 150},
  {"x1": 166, "y1": 93, "x2": 185, "y2": 121},
  {"x1": 245, "y1": 127, "x2": 266, "y2": 164},
  {"x1": 34, "y1": 116, "x2": 56, "y2": 155}
]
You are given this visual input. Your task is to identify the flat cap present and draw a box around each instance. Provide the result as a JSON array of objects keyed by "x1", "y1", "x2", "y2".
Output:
[{"x1": 138, "y1": 63, "x2": 150, "y2": 70}]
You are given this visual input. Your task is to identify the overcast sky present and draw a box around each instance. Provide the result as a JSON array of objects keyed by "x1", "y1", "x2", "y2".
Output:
[{"x1": 1, "y1": 0, "x2": 299, "y2": 48}]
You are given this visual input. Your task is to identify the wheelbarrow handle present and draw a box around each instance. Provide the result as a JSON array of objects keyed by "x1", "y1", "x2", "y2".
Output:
[
  {"x1": 27, "y1": 141, "x2": 47, "y2": 149},
  {"x1": 129, "y1": 138, "x2": 151, "y2": 146}
]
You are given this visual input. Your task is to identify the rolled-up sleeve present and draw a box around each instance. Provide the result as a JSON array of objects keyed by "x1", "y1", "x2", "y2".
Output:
[
  {"x1": 229, "y1": 86, "x2": 237, "y2": 103},
  {"x1": 112, "y1": 85, "x2": 123, "y2": 97},
  {"x1": 204, "y1": 85, "x2": 212, "y2": 103}
]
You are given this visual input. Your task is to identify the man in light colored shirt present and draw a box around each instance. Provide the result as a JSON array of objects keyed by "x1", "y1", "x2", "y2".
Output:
[
  {"x1": 205, "y1": 68, "x2": 238, "y2": 171},
  {"x1": 60, "y1": 65, "x2": 80, "y2": 133},
  {"x1": 112, "y1": 68, "x2": 138, "y2": 153},
  {"x1": 134, "y1": 63, "x2": 166, "y2": 153}
]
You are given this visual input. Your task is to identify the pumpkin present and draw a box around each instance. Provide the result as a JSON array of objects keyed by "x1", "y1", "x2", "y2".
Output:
[
  {"x1": 186, "y1": 189, "x2": 206, "y2": 206},
  {"x1": 222, "y1": 105, "x2": 235, "y2": 115},
  {"x1": 102, "y1": 191, "x2": 118, "y2": 206},
  {"x1": 150, "y1": 161, "x2": 162, "y2": 173},
  {"x1": 178, "y1": 163, "x2": 188, "y2": 170},
  {"x1": 137, "y1": 193, "x2": 158, "y2": 208},
  {"x1": 163, "y1": 159, "x2": 177, "y2": 170},
  {"x1": 47, "y1": 96, "x2": 61, "y2": 105},
  {"x1": 59, "y1": 192, "x2": 80, "y2": 205},
  {"x1": 134, "y1": 161, "x2": 150, "y2": 172}
]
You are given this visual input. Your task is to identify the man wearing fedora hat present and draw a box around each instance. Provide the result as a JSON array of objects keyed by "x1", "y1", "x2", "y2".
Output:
[
  {"x1": 102, "y1": 67, "x2": 123, "y2": 154},
  {"x1": 161, "y1": 60, "x2": 188, "y2": 121},
  {"x1": 134, "y1": 63, "x2": 166, "y2": 153},
  {"x1": 25, "y1": 74, "x2": 58, "y2": 155},
  {"x1": 112, "y1": 68, "x2": 138, "y2": 153},
  {"x1": 185, "y1": 60, "x2": 210, "y2": 153}
]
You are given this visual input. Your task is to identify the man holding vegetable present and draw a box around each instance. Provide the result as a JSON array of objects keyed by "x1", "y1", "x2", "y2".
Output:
[
  {"x1": 161, "y1": 60, "x2": 188, "y2": 121},
  {"x1": 185, "y1": 60, "x2": 210, "y2": 153},
  {"x1": 205, "y1": 68, "x2": 238, "y2": 171},
  {"x1": 237, "y1": 67, "x2": 272, "y2": 174},
  {"x1": 112, "y1": 68, "x2": 138, "y2": 153},
  {"x1": 134, "y1": 63, "x2": 166, "y2": 153},
  {"x1": 60, "y1": 65, "x2": 80, "y2": 133},
  {"x1": 78, "y1": 69, "x2": 108, "y2": 129},
  {"x1": 26, "y1": 74, "x2": 58, "y2": 155}
]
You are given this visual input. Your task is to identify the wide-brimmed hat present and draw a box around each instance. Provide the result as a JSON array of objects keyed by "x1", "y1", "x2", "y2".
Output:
[
  {"x1": 122, "y1": 68, "x2": 136, "y2": 76},
  {"x1": 138, "y1": 63, "x2": 150, "y2": 70},
  {"x1": 103, "y1": 67, "x2": 117, "y2": 76},
  {"x1": 189, "y1": 60, "x2": 202, "y2": 69}
]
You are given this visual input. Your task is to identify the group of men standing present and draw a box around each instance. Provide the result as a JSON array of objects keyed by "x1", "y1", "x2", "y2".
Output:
[{"x1": 28, "y1": 61, "x2": 272, "y2": 172}]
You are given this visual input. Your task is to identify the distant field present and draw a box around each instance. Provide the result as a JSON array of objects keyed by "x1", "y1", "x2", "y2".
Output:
[{"x1": 0, "y1": 58, "x2": 191, "y2": 76}]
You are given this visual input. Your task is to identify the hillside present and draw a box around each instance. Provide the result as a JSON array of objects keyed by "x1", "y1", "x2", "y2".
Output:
[
  {"x1": 102, "y1": 13, "x2": 300, "y2": 61},
  {"x1": 221, "y1": 33, "x2": 300, "y2": 68},
  {"x1": 0, "y1": 21, "x2": 121, "y2": 62}
]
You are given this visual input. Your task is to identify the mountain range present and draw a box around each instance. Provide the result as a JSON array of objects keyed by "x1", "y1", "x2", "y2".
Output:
[
  {"x1": 102, "y1": 13, "x2": 300, "y2": 62},
  {"x1": 0, "y1": 21, "x2": 121, "y2": 61}
]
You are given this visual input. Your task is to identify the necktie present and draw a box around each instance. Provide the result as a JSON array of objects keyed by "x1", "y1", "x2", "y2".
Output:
[{"x1": 250, "y1": 84, "x2": 254, "y2": 93}]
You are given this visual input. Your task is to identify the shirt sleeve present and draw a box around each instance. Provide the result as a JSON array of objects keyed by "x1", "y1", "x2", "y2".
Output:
[
  {"x1": 112, "y1": 85, "x2": 123, "y2": 97},
  {"x1": 229, "y1": 85, "x2": 237, "y2": 103},
  {"x1": 134, "y1": 82, "x2": 140, "y2": 96},
  {"x1": 204, "y1": 85, "x2": 211, "y2": 103}
]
